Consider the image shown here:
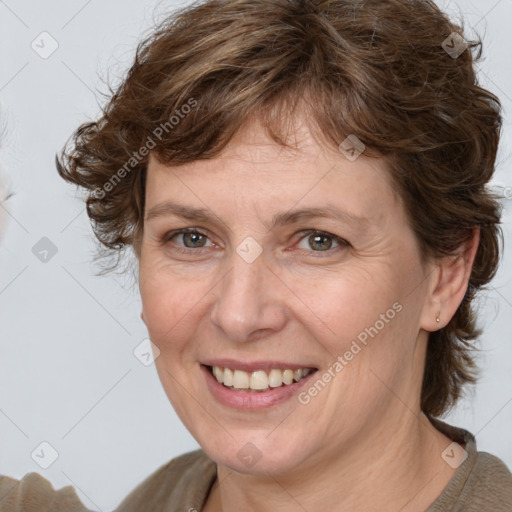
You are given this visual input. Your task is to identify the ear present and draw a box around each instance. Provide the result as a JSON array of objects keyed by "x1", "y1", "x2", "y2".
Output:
[
  {"x1": 140, "y1": 311, "x2": 146, "y2": 324},
  {"x1": 420, "y1": 227, "x2": 480, "y2": 332}
]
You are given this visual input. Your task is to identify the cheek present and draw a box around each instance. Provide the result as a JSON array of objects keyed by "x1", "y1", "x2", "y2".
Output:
[
  {"x1": 287, "y1": 264, "x2": 401, "y2": 339},
  {"x1": 139, "y1": 267, "x2": 206, "y2": 346},
  {"x1": 292, "y1": 260, "x2": 419, "y2": 376}
]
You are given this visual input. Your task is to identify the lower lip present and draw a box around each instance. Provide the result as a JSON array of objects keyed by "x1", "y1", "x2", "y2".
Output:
[{"x1": 201, "y1": 364, "x2": 317, "y2": 410}]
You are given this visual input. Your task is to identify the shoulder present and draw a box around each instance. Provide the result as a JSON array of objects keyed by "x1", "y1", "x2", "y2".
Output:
[
  {"x1": 114, "y1": 449, "x2": 217, "y2": 512},
  {"x1": 0, "y1": 472, "x2": 91, "y2": 512},
  {"x1": 427, "y1": 418, "x2": 512, "y2": 511},
  {"x1": 465, "y1": 451, "x2": 512, "y2": 507}
]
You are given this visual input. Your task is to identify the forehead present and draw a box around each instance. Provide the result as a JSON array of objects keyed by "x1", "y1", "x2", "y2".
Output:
[{"x1": 145, "y1": 120, "x2": 401, "y2": 230}]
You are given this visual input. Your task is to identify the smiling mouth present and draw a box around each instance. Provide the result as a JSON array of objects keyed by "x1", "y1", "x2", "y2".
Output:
[{"x1": 207, "y1": 365, "x2": 317, "y2": 392}]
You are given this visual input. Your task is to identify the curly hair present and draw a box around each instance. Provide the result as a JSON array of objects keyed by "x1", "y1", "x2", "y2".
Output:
[{"x1": 56, "y1": 0, "x2": 503, "y2": 417}]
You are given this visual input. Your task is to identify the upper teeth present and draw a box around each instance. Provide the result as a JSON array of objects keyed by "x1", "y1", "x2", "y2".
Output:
[{"x1": 211, "y1": 366, "x2": 313, "y2": 391}]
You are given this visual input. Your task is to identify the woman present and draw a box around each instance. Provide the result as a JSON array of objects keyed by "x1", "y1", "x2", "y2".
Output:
[{"x1": 56, "y1": 0, "x2": 512, "y2": 510}]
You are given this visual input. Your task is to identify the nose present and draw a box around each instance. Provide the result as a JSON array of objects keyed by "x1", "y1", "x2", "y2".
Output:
[{"x1": 209, "y1": 250, "x2": 288, "y2": 343}]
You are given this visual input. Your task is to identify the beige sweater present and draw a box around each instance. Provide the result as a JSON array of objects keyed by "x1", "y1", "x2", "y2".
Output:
[
  {"x1": 2, "y1": 421, "x2": 511, "y2": 511},
  {"x1": 0, "y1": 473, "x2": 90, "y2": 512}
]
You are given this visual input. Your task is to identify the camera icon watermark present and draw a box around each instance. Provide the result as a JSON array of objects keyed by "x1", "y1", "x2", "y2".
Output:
[
  {"x1": 338, "y1": 134, "x2": 365, "y2": 162},
  {"x1": 442, "y1": 32, "x2": 468, "y2": 59},
  {"x1": 133, "y1": 338, "x2": 161, "y2": 366},
  {"x1": 31, "y1": 441, "x2": 59, "y2": 469},
  {"x1": 236, "y1": 236, "x2": 263, "y2": 264},
  {"x1": 441, "y1": 442, "x2": 468, "y2": 469},
  {"x1": 32, "y1": 237, "x2": 58, "y2": 263},
  {"x1": 237, "y1": 442, "x2": 262, "y2": 468},
  {"x1": 31, "y1": 32, "x2": 59, "y2": 60}
]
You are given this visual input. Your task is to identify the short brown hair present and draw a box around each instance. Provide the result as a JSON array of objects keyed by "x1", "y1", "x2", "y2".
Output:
[{"x1": 56, "y1": 0, "x2": 503, "y2": 417}]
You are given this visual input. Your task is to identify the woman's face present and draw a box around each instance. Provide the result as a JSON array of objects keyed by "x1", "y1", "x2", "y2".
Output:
[{"x1": 139, "y1": 119, "x2": 435, "y2": 475}]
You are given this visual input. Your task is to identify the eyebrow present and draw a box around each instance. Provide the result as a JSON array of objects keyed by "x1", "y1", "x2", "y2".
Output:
[{"x1": 145, "y1": 200, "x2": 369, "y2": 230}]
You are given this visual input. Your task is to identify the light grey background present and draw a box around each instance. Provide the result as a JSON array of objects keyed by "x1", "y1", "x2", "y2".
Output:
[{"x1": 0, "y1": 0, "x2": 511, "y2": 510}]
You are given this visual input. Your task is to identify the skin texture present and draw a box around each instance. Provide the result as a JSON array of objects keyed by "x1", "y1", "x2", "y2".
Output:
[{"x1": 138, "y1": 117, "x2": 479, "y2": 512}]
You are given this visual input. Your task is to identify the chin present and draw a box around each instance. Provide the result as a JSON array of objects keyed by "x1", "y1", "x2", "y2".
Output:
[{"x1": 199, "y1": 433, "x2": 311, "y2": 475}]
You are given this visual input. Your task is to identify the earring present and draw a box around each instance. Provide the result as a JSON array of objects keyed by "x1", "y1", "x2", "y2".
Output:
[{"x1": 436, "y1": 314, "x2": 441, "y2": 323}]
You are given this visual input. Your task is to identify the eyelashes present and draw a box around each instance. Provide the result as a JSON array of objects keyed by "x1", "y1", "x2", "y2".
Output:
[
  {"x1": 295, "y1": 230, "x2": 349, "y2": 253},
  {"x1": 161, "y1": 227, "x2": 350, "y2": 256},
  {"x1": 164, "y1": 229, "x2": 213, "y2": 250}
]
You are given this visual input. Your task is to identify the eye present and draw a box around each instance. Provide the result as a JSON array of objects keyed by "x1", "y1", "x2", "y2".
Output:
[
  {"x1": 295, "y1": 230, "x2": 349, "y2": 253},
  {"x1": 165, "y1": 229, "x2": 214, "y2": 249},
  {"x1": 161, "y1": 228, "x2": 349, "y2": 256}
]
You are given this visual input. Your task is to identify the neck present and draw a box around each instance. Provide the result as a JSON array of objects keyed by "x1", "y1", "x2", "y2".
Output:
[{"x1": 204, "y1": 412, "x2": 457, "y2": 512}]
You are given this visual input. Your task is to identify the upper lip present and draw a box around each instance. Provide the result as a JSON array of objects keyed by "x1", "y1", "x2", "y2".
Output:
[{"x1": 201, "y1": 359, "x2": 318, "y2": 373}]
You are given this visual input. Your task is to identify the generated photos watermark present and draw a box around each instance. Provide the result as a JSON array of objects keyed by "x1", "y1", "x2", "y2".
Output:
[
  {"x1": 93, "y1": 97, "x2": 197, "y2": 200},
  {"x1": 298, "y1": 301, "x2": 403, "y2": 405}
]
